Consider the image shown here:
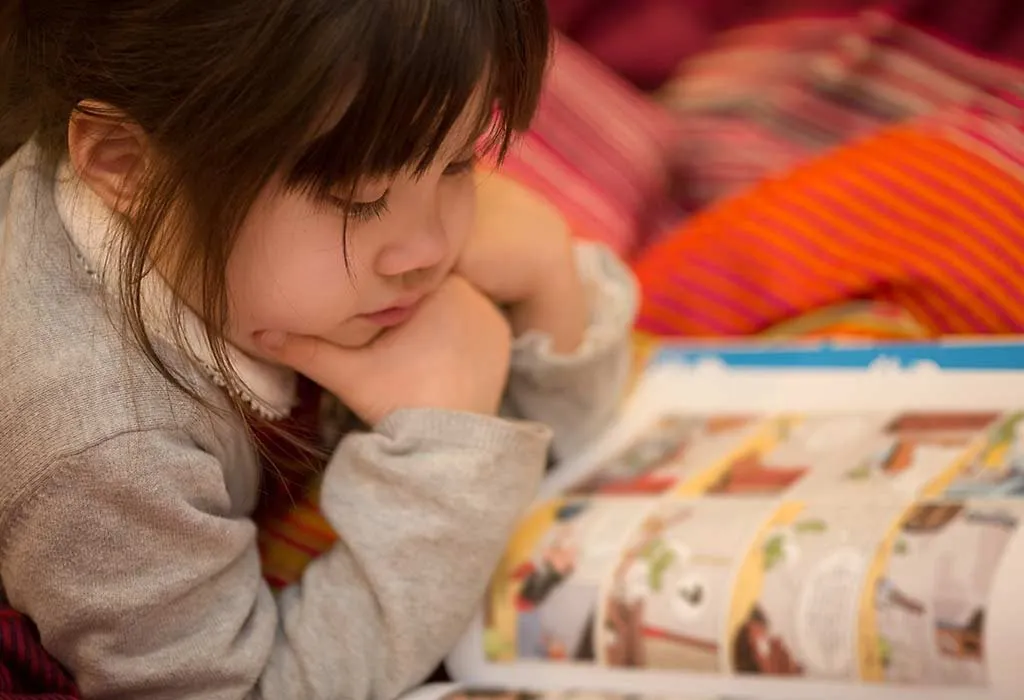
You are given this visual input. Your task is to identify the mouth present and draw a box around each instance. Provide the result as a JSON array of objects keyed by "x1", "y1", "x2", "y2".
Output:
[{"x1": 358, "y1": 297, "x2": 423, "y2": 327}]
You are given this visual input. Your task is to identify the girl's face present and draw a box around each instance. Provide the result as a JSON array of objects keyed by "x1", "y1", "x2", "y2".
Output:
[{"x1": 225, "y1": 115, "x2": 480, "y2": 356}]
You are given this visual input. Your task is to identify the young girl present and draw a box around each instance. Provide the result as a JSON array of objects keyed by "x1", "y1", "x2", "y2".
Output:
[{"x1": 0, "y1": 0, "x2": 636, "y2": 698}]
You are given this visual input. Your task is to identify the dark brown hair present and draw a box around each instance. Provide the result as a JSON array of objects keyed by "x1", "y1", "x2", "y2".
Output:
[{"x1": 0, "y1": 0, "x2": 550, "y2": 411}]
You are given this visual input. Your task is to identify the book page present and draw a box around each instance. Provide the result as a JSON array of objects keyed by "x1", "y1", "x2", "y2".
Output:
[
  {"x1": 450, "y1": 352, "x2": 1024, "y2": 700},
  {"x1": 402, "y1": 686, "x2": 726, "y2": 700}
]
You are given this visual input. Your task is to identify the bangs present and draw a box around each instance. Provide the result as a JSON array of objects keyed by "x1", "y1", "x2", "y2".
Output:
[{"x1": 286, "y1": 0, "x2": 550, "y2": 196}]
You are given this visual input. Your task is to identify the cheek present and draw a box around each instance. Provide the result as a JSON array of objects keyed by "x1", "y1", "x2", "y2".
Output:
[
  {"x1": 225, "y1": 187, "x2": 367, "y2": 338},
  {"x1": 440, "y1": 176, "x2": 476, "y2": 256}
]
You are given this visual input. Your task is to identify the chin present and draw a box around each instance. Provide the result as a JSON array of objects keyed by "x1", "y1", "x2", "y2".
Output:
[{"x1": 325, "y1": 323, "x2": 383, "y2": 349}]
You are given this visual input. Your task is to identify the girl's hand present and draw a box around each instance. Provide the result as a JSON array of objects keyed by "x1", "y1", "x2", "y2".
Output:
[
  {"x1": 459, "y1": 172, "x2": 588, "y2": 353},
  {"x1": 259, "y1": 276, "x2": 511, "y2": 426}
]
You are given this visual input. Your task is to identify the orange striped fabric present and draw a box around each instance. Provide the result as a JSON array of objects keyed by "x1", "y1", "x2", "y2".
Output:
[
  {"x1": 634, "y1": 99, "x2": 1024, "y2": 338},
  {"x1": 249, "y1": 377, "x2": 338, "y2": 590},
  {"x1": 258, "y1": 474, "x2": 335, "y2": 590}
]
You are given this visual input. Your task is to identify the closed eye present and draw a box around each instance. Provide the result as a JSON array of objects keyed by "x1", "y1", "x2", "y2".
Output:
[
  {"x1": 329, "y1": 192, "x2": 390, "y2": 223},
  {"x1": 327, "y1": 154, "x2": 473, "y2": 223}
]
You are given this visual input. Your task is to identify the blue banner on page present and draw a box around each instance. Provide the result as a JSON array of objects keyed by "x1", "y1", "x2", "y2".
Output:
[{"x1": 651, "y1": 340, "x2": 1024, "y2": 370}]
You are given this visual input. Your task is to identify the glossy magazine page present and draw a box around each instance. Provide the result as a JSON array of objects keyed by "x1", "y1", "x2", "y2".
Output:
[
  {"x1": 447, "y1": 339, "x2": 1024, "y2": 700},
  {"x1": 402, "y1": 685, "x2": 732, "y2": 700}
]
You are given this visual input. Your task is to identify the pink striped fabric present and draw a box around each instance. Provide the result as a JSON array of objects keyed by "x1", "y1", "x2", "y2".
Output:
[
  {"x1": 0, "y1": 607, "x2": 79, "y2": 698},
  {"x1": 928, "y1": 91, "x2": 1024, "y2": 174},
  {"x1": 496, "y1": 34, "x2": 681, "y2": 256}
]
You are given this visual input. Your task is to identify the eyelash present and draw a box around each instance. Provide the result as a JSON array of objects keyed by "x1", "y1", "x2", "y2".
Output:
[
  {"x1": 347, "y1": 197, "x2": 390, "y2": 223},
  {"x1": 333, "y1": 155, "x2": 477, "y2": 223}
]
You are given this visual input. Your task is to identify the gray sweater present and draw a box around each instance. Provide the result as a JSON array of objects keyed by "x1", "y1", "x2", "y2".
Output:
[{"x1": 0, "y1": 144, "x2": 638, "y2": 700}]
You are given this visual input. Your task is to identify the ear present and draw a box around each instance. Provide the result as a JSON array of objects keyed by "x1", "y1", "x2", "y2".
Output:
[{"x1": 67, "y1": 101, "x2": 149, "y2": 214}]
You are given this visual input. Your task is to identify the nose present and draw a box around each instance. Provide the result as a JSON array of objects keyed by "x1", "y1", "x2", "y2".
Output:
[{"x1": 373, "y1": 212, "x2": 448, "y2": 282}]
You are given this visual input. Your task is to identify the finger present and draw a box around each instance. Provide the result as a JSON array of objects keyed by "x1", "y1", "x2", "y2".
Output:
[{"x1": 255, "y1": 330, "x2": 363, "y2": 392}]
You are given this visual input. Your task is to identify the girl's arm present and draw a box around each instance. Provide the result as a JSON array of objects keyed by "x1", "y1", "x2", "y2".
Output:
[
  {"x1": 0, "y1": 413, "x2": 549, "y2": 700},
  {"x1": 505, "y1": 241, "x2": 639, "y2": 459}
]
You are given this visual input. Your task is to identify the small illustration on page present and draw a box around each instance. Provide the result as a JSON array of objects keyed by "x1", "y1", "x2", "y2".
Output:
[
  {"x1": 698, "y1": 417, "x2": 816, "y2": 497},
  {"x1": 840, "y1": 413, "x2": 997, "y2": 496},
  {"x1": 484, "y1": 498, "x2": 651, "y2": 663},
  {"x1": 945, "y1": 413, "x2": 1024, "y2": 499},
  {"x1": 444, "y1": 691, "x2": 545, "y2": 700},
  {"x1": 569, "y1": 415, "x2": 756, "y2": 496},
  {"x1": 727, "y1": 500, "x2": 902, "y2": 680},
  {"x1": 598, "y1": 498, "x2": 777, "y2": 672},
  {"x1": 442, "y1": 690, "x2": 724, "y2": 700},
  {"x1": 860, "y1": 501, "x2": 1023, "y2": 686}
]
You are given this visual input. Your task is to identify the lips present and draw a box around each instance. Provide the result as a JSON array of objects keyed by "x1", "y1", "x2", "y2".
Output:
[{"x1": 358, "y1": 298, "x2": 422, "y2": 327}]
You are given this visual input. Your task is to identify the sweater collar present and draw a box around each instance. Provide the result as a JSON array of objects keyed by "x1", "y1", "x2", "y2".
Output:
[{"x1": 53, "y1": 162, "x2": 298, "y2": 419}]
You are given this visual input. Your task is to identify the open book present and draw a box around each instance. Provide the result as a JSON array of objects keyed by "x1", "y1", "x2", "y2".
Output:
[{"x1": 434, "y1": 340, "x2": 1024, "y2": 700}]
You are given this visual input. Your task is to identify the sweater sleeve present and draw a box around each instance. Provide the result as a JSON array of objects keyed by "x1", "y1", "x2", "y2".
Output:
[
  {"x1": 505, "y1": 241, "x2": 639, "y2": 460},
  {"x1": 0, "y1": 409, "x2": 550, "y2": 700}
]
